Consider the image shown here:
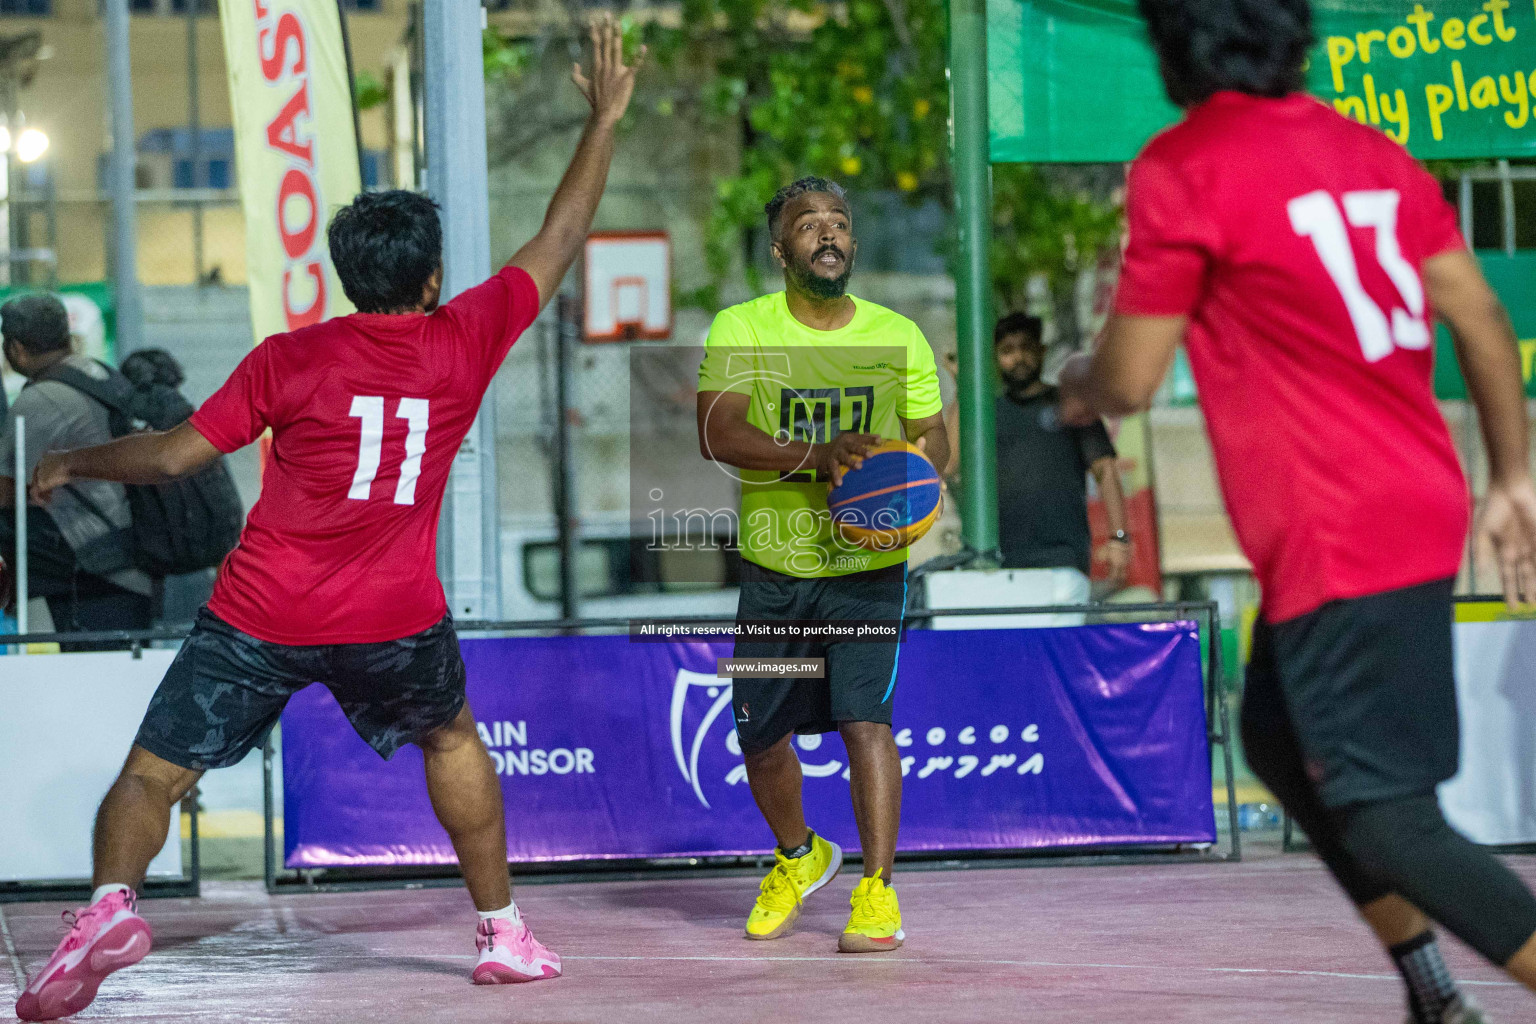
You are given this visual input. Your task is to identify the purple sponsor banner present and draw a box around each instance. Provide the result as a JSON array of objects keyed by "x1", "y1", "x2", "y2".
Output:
[{"x1": 281, "y1": 623, "x2": 1214, "y2": 867}]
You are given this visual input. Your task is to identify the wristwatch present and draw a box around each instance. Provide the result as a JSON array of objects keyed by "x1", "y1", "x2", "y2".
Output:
[{"x1": 1109, "y1": 530, "x2": 1130, "y2": 544}]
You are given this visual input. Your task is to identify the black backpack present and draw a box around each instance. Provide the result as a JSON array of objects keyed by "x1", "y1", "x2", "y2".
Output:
[{"x1": 44, "y1": 360, "x2": 244, "y2": 577}]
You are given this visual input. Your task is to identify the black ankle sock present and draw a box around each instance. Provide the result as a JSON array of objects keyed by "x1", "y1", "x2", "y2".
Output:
[
  {"x1": 781, "y1": 832, "x2": 814, "y2": 859},
  {"x1": 1389, "y1": 931, "x2": 1458, "y2": 1024}
]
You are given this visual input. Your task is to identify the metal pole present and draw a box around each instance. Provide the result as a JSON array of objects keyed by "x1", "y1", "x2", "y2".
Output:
[
  {"x1": 1499, "y1": 158, "x2": 1516, "y2": 257},
  {"x1": 187, "y1": 0, "x2": 204, "y2": 285},
  {"x1": 0, "y1": 82, "x2": 11, "y2": 288},
  {"x1": 423, "y1": 0, "x2": 501, "y2": 619},
  {"x1": 105, "y1": 0, "x2": 144, "y2": 355},
  {"x1": 14, "y1": 414, "x2": 25, "y2": 644},
  {"x1": 43, "y1": 159, "x2": 55, "y2": 289},
  {"x1": 948, "y1": 0, "x2": 999, "y2": 562},
  {"x1": 1455, "y1": 171, "x2": 1480, "y2": 588},
  {"x1": 554, "y1": 298, "x2": 579, "y2": 623},
  {"x1": 262, "y1": 736, "x2": 276, "y2": 892},
  {"x1": 1459, "y1": 172, "x2": 1474, "y2": 250}
]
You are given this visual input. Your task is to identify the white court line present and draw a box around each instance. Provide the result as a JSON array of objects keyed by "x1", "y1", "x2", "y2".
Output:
[
  {"x1": 126, "y1": 945, "x2": 1521, "y2": 989},
  {"x1": 0, "y1": 905, "x2": 27, "y2": 991},
  {"x1": 556, "y1": 954, "x2": 1518, "y2": 987},
  {"x1": 1, "y1": 899, "x2": 1521, "y2": 993}
]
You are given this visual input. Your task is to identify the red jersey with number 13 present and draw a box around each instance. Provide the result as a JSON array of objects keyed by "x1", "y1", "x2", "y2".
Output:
[
  {"x1": 188, "y1": 266, "x2": 540, "y2": 644},
  {"x1": 1115, "y1": 92, "x2": 1469, "y2": 623}
]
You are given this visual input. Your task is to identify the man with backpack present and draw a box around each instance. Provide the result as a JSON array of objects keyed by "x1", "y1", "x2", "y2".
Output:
[
  {"x1": 0, "y1": 294, "x2": 156, "y2": 646},
  {"x1": 0, "y1": 297, "x2": 243, "y2": 648}
]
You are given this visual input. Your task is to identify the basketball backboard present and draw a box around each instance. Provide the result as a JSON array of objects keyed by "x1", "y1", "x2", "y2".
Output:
[{"x1": 584, "y1": 231, "x2": 672, "y2": 342}]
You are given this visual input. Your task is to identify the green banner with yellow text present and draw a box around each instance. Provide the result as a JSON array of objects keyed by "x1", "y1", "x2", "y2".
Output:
[{"x1": 990, "y1": 0, "x2": 1536, "y2": 162}]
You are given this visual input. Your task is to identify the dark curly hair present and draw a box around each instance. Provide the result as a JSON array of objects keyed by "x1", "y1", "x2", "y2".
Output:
[
  {"x1": 0, "y1": 293, "x2": 70, "y2": 354},
  {"x1": 764, "y1": 176, "x2": 850, "y2": 237},
  {"x1": 327, "y1": 190, "x2": 443, "y2": 314},
  {"x1": 994, "y1": 312, "x2": 1043, "y2": 347},
  {"x1": 1137, "y1": 0, "x2": 1314, "y2": 108}
]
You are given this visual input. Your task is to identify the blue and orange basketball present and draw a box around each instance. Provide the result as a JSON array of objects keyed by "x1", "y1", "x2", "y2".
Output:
[{"x1": 826, "y1": 439, "x2": 943, "y2": 551}]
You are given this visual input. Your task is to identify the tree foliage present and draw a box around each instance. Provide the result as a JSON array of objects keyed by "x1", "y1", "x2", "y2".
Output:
[
  {"x1": 477, "y1": 4, "x2": 1123, "y2": 331},
  {"x1": 645, "y1": 0, "x2": 1123, "y2": 327}
]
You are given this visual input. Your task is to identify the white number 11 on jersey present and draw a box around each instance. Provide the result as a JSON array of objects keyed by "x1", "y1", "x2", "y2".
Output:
[
  {"x1": 348, "y1": 396, "x2": 430, "y2": 505},
  {"x1": 1288, "y1": 188, "x2": 1430, "y2": 363}
]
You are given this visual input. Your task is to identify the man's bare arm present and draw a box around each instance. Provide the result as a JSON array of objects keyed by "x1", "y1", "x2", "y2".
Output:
[
  {"x1": 1426, "y1": 249, "x2": 1536, "y2": 606},
  {"x1": 1091, "y1": 454, "x2": 1131, "y2": 586},
  {"x1": 902, "y1": 412, "x2": 948, "y2": 480},
  {"x1": 509, "y1": 16, "x2": 642, "y2": 309},
  {"x1": 697, "y1": 390, "x2": 876, "y2": 487},
  {"x1": 30, "y1": 422, "x2": 221, "y2": 505},
  {"x1": 1091, "y1": 455, "x2": 1128, "y2": 536},
  {"x1": 1057, "y1": 314, "x2": 1185, "y2": 423},
  {"x1": 1429, "y1": 251, "x2": 1529, "y2": 485},
  {"x1": 940, "y1": 402, "x2": 960, "y2": 477}
]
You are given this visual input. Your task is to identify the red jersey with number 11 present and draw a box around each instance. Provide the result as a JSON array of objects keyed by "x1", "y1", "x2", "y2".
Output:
[
  {"x1": 1115, "y1": 92, "x2": 1469, "y2": 623},
  {"x1": 188, "y1": 266, "x2": 540, "y2": 645}
]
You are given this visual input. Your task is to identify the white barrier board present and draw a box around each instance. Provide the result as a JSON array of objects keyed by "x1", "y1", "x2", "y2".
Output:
[
  {"x1": 925, "y1": 568, "x2": 1090, "y2": 629},
  {"x1": 1441, "y1": 612, "x2": 1536, "y2": 846},
  {"x1": 1, "y1": 650, "x2": 183, "y2": 882}
]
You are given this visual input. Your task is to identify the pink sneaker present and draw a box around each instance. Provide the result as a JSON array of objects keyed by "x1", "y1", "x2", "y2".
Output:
[
  {"x1": 15, "y1": 890, "x2": 153, "y2": 1022},
  {"x1": 471, "y1": 916, "x2": 561, "y2": 984}
]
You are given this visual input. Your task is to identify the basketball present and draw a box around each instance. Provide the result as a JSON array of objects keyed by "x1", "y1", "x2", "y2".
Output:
[{"x1": 826, "y1": 439, "x2": 943, "y2": 551}]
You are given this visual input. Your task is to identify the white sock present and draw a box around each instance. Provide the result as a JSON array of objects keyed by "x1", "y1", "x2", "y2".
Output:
[
  {"x1": 477, "y1": 901, "x2": 520, "y2": 923},
  {"x1": 91, "y1": 883, "x2": 132, "y2": 906}
]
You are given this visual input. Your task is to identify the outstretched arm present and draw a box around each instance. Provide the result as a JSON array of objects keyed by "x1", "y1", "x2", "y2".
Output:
[
  {"x1": 509, "y1": 15, "x2": 643, "y2": 309},
  {"x1": 29, "y1": 422, "x2": 221, "y2": 505},
  {"x1": 1426, "y1": 249, "x2": 1536, "y2": 607},
  {"x1": 1057, "y1": 314, "x2": 1185, "y2": 424}
]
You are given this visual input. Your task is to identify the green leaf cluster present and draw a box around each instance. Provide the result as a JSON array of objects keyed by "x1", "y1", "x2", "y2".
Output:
[
  {"x1": 353, "y1": 70, "x2": 387, "y2": 113},
  {"x1": 646, "y1": 0, "x2": 1123, "y2": 320},
  {"x1": 483, "y1": 26, "x2": 536, "y2": 83}
]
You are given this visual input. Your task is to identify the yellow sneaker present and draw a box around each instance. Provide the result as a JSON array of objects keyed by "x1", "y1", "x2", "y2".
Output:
[
  {"x1": 744, "y1": 832, "x2": 843, "y2": 940},
  {"x1": 839, "y1": 871, "x2": 904, "y2": 953}
]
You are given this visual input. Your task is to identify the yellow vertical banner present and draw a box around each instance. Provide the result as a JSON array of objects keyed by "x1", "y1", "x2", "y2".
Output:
[{"x1": 218, "y1": 0, "x2": 360, "y2": 344}]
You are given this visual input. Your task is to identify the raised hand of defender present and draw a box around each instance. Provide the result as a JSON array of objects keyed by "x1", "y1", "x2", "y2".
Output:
[
  {"x1": 1478, "y1": 476, "x2": 1536, "y2": 609},
  {"x1": 571, "y1": 14, "x2": 645, "y2": 127}
]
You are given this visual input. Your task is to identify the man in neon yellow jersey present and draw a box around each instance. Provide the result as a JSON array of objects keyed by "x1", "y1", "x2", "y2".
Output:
[{"x1": 696, "y1": 176, "x2": 948, "y2": 953}]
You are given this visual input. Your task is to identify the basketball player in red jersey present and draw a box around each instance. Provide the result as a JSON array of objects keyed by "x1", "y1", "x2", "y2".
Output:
[
  {"x1": 14, "y1": 18, "x2": 640, "y2": 1021},
  {"x1": 1059, "y1": 2, "x2": 1536, "y2": 1021}
]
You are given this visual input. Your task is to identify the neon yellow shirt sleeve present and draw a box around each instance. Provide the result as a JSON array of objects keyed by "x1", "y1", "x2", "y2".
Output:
[
  {"x1": 698, "y1": 308, "x2": 755, "y2": 395},
  {"x1": 901, "y1": 322, "x2": 943, "y2": 420}
]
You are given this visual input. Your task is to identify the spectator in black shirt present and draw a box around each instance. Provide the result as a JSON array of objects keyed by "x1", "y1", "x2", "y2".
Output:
[{"x1": 993, "y1": 313, "x2": 1130, "y2": 596}]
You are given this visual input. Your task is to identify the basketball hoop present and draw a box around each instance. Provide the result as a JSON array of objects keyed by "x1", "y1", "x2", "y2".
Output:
[{"x1": 584, "y1": 231, "x2": 672, "y2": 342}]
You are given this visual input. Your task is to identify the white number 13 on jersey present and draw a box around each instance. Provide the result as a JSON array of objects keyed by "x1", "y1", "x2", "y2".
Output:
[
  {"x1": 1288, "y1": 189, "x2": 1429, "y2": 362},
  {"x1": 348, "y1": 396, "x2": 430, "y2": 505}
]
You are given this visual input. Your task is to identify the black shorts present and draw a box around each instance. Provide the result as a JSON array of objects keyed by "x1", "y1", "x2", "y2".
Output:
[
  {"x1": 731, "y1": 559, "x2": 907, "y2": 756},
  {"x1": 135, "y1": 610, "x2": 468, "y2": 771},
  {"x1": 1245, "y1": 577, "x2": 1458, "y2": 808}
]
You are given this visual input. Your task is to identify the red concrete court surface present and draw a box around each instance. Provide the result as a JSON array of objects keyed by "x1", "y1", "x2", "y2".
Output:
[{"x1": 3, "y1": 840, "x2": 1533, "y2": 1023}]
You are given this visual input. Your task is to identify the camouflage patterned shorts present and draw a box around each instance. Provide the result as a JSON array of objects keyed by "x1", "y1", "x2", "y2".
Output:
[{"x1": 135, "y1": 610, "x2": 467, "y2": 770}]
